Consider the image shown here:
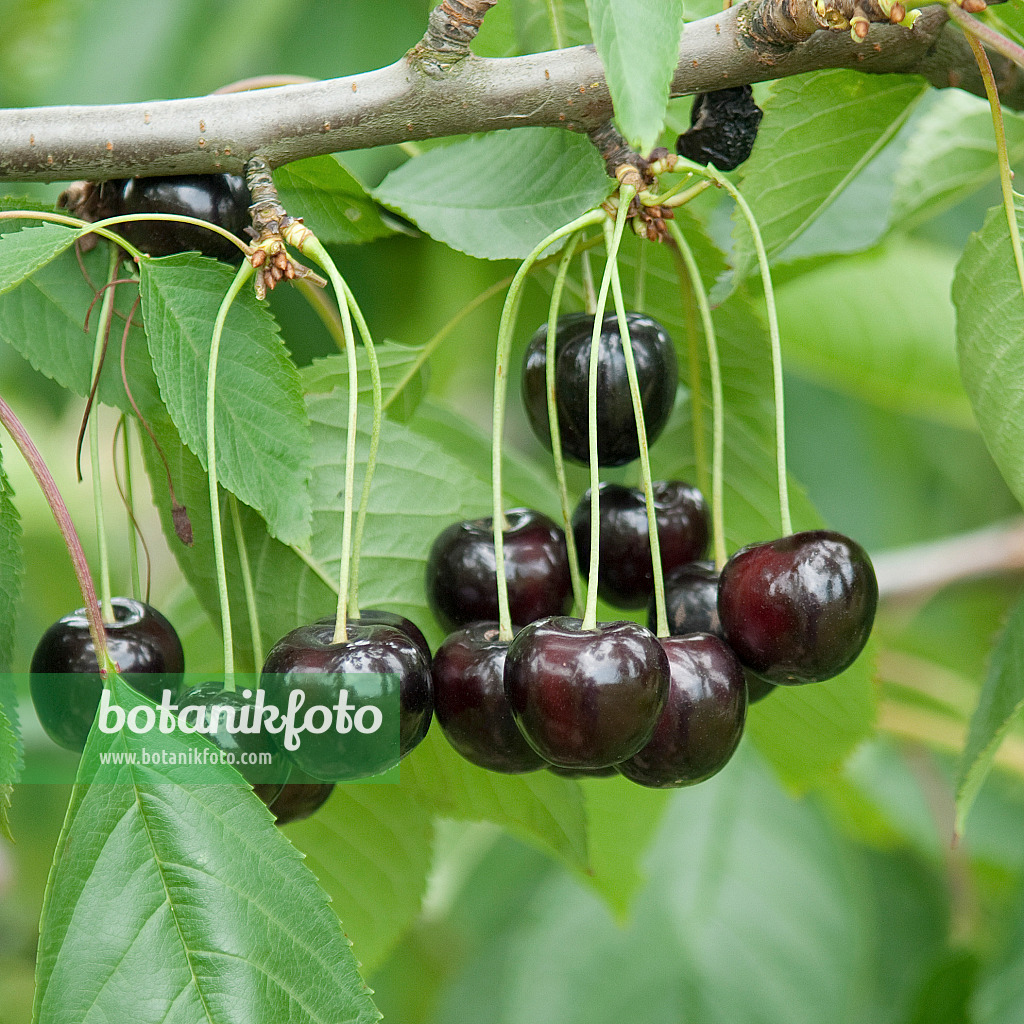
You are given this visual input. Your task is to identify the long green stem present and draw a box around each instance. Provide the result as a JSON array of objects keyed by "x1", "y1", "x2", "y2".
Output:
[
  {"x1": 680, "y1": 161, "x2": 792, "y2": 536},
  {"x1": 945, "y1": 1, "x2": 1024, "y2": 72},
  {"x1": 207, "y1": 261, "x2": 255, "y2": 680},
  {"x1": 230, "y1": 493, "x2": 263, "y2": 669},
  {"x1": 609, "y1": 239, "x2": 667, "y2": 635},
  {"x1": 667, "y1": 220, "x2": 727, "y2": 570},
  {"x1": 582, "y1": 193, "x2": 633, "y2": 631},
  {"x1": 295, "y1": 236, "x2": 359, "y2": 644},
  {"x1": 544, "y1": 231, "x2": 586, "y2": 614},
  {"x1": 89, "y1": 244, "x2": 120, "y2": 624},
  {"x1": 965, "y1": 31, "x2": 1024, "y2": 302},
  {"x1": 492, "y1": 209, "x2": 606, "y2": 641}
]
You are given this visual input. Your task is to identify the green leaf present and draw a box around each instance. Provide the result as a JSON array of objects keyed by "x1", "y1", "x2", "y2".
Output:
[
  {"x1": 955, "y1": 592, "x2": 1024, "y2": 835},
  {"x1": 0, "y1": 442, "x2": 23, "y2": 840},
  {"x1": 140, "y1": 255, "x2": 312, "y2": 547},
  {"x1": 954, "y1": 202, "x2": 1024, "y2": 515},
  {"x1": 33, "y1": 675, "x2": 380, "y2": 1024},
  {"x1": 0, "y1": 222, "x2": 80, "y2": 295},
  {"x1": 775, "y1": 238, "x2": 973, "y2": 427},
  {"x1": 973, "y1": 886, "x2": 1024, "y2": 1024},
  {"x1": 892, "y1": 91, "x2": 1024, "y2": 229},
  {"x1": 274, "y1": 156, "x2": 394, "y2": 246},
  {"x1": 403, "y1": 727, "x2": 588, "y2": 871},
  {"x1": 373, "y1": 129, "x2": 611, "y2": 260},
  {"x1": 283, "y1": 785, "x2": 434, "y2": 974},
  {"x1": 301, "y1": 346, "x2": 425, "y2": 408},
  {"x1": 733, "y1": 71, "x2": 925, "y2": 270},
  {"x1": 0, "y1": 243, "x2": 163, "y2": 419},
  {"x1": 0, "y1": 704, "x2": 20, "y2": 842},
  {"x1": 475, "y1": 0, "x2": 591, "y2": 55},
  {"x1": 584, "y1": 0, "x2": 684, "y2": 152}
]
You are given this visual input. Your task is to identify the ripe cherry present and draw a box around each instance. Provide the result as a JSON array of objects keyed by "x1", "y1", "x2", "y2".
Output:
[
  {"x1": 572, "y1": 481, "x2": 709, "y2": 608},
  {"x1": 426, "y1": 509, "x2": 572, "y2": 632},
  {"x1": 548, "y1": 764, "x2": 618, "y2": 779},
  {"x1": 99, "y1": 174, "x2": 251, "y2": 262},
  {"x1": 618, "y1": 634, "x2": 747, "y2": 788},
  {"x1": 432, "y1": 622, "x2": 544, "y2": 774},
  {"x1": 504, "y1": 616, "x2": 669, "y2": 769},
  {"x1": 260, "y1": 619, "x2": 431, "y2": 780},
  {"x1": 178, "y1": 681, "x2": 286, "y2": 805},
  {"x1": 29, "y1": 597, "x2": 185, "y2": 752},
  {"x1": 652, "y1": 561, "x2": 775, "y2": 703},
  {"x1": 267, "y1": 768, "x2": 335, "y2": 826},
  {"x1": 717, "y1": 530, "x2": 878, "y2": 684},
  {"x1": 521, "y1": 311, "x2": 678, "y2": 467}
]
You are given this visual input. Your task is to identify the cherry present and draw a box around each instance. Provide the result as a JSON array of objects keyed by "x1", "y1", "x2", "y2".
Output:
[
  {"x1": 267, "y1": 768, "x2": 335, "y2": 826},
  {"x1": 425, "y1": 509, "x2": 572, "y2": 631},
  {"x1": 29, "y1": 597, "x2": 185, "y2": 752},
  {"x1": 504, "y1": 616, "x2": 669, "y2": 769},
  {"x1": 348, "y1": 610, "x2": 431, "y2": 665},
  {"x1": 548, "y1": 764, "x2": 618, "y2": 779},
  {"x1": 572, "y1": 481, "x2": 709, "y2": 608},
  {"x1": 260, "y1": 619, "x2": 431, "y2": 780},
  {"x1": 99, "y1": 174, "x2": 251, "y2": 262},
  {"x1": 618, "y1": 634, "x2": 746, "y2": 788},
  {"x1": 432, "y1": 622, "x2": 544, "y2": 774},
  {"x1": 521, "y1": 311, "x2": 678, "y2": 467},
  {"x1": 178, "y1": 681, "x2": 286, "y2": 805},
  {"x1": 717, "y1": 530, "x2": 878, "y2": 684},
  {"x1": 652, "y1": 561, "x2": 776, "y2": 703}
]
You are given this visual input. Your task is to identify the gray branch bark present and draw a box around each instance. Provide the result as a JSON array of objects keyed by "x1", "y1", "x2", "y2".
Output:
[{"x1": 0, "y1": 5, "x2": 1018, "y2": 183}]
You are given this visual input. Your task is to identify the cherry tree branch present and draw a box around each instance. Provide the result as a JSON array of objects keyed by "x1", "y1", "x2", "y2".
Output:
[{"x1": 0, "y1": 3, "x2": 1020, "y2": 183}]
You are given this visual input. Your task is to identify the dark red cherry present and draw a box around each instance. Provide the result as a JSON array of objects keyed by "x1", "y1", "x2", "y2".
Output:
[
  {"x1": 572, "y1": 481, "x2": 708, "y2": 608},
  {"x1": 99, "y1": 174, "x2": 251, "y2": 262},
  {"x1": 350, "y1": 610, "x2": 431, "y2": 665},
  {"x1": 651, "y1": 561, "x2": 776, "y2": 704},
  {"x1": 618, "y1": 634, "x2": 746, "y2": 788},
  {"x1": 718, "y1": 530, "x2": 878, "y2": 684},
  {"x1": 29, "y1": 597, "x2": 185, "y2": 752},
  {"x1": 179, "y1": 681, "x2": 287, "y2": 804},
  {"x1": 425, "y1": 508, "x2": 572, "y2": 632},
  {"x1": 547, "y1": 764, "x2": 618, "y2": 779},
  {"x1": 504, "y1": 616, "x2": 669, "y2": 769},
  {"x1": 521, "y1": 311, "x2": 678, "y2": 467},
  {"x1": 261, "y1": 619, "x2": 431, "y2": 780},
  {"x1": 432, "y1": 622, "x2": 544, "y2": 774},
  {"x1": 267, "y1": 768, "x2": 335, "y2": 826}
]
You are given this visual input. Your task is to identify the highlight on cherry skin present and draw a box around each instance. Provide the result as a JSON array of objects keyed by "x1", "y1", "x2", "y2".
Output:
[
  {"x1": 29, "y1": 597, "x2": 185, "y2": 752},
  {"x1": 572, "y1": 480, "x2": 709, "y2": 609},
  {"x1": 717, "y1": 530, "x2": 879, "y2": 685},
  {"x1": 425, "y1": 508, "x2": 572, "y2": 632},
  {"x1": 521, "y1": 311, "x2": 679, "y2": 467}
]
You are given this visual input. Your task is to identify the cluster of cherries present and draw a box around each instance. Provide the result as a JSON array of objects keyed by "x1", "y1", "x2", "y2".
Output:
[{"x1": 423, "y1": 311, "x2": 878, "y2": 785}]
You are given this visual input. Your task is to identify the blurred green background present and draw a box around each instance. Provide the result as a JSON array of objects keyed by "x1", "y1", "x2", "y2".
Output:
[{"x1": 3, "y1": 2, "x2": 1024, "y2": 1022}]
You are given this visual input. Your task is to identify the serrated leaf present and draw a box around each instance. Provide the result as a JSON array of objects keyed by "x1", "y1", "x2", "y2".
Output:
[
  {"x1": 301, "y1": 345, "x2": 425, "y2": 409},
  {"x1": 140, "y1": 255, "x2": 312, "y2": 546},
  {"x1": 373, "y1": 129, "x2": 611, "y2": 260},
  {"x1": 585, "y1": 0, "x2": 684, "y2": 152},
  {"x1": 892, "y1": 91, "x2": 1024, "y2": 229},
  {"x1": 0, "y1": 222, "x2": 80, "y2": 295},
  {"x1": 0, "y1": 704, "x2": 19, "y2": 842},
  {"x1": 733, "y1": 71, "x2": 925, "y2": 271},
  {"x1": 0, "y1": 243, "x2": 163, "y2": 419},
  {"x1": 954, "y1": 203, "x2": 1024, "y2": 510},
  {"x1": 33, "y1": 674, "x2": 380, "y2": 1024},
  {"x1": 775, "y1": 238, "x2": 972, "y2": 427},
  {"x1": 0, "y1": 442, "x2": 23, "y2": 841},
  {"x1": 284, "y1": 785, "x2": 433, "y2": 974},
  {"x1": 274, "y1": 156, "x2": 393, "y2": 246},
  {"x1": 955, "y1": 592, "x2": 1024, "y2": 836}
]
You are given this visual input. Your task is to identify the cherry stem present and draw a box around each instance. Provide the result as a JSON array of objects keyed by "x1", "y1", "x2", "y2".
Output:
[
  {"x1": 0, "y1": 394, "x2": 113, "y2": 674},
  {"x1": 581, "y1": 192, "x2": 633, "y2": 632},
  {"x1": 114, "y1": 415, "x2": 142, "y2": 601},
  {"x1": 544, "y1": 230, "x2": 587, "y2": 614},
  {"x1": 491, "y1": 209, "x2": 606, "y2": 642},
  {"x1": 338, "y1": 277, "x2": 381, "y2": 618},
  {"x1": 965, "y1": 31, "x2": 1024, "y2": 302},
  {"x1": 608, "y1": 232, "x2": 668, "y2": 636},
  {"x1": 944, "y1": 1, "x2": 1024, "y2": 72},
  {"x1": 88, "y1": 244, "x2": 120, "y2": 624},
  {"x1": 666, "y1": 219, "x2": 727, "y2": 571},
  {"x1": 296, "y1": 236, "x2": 359, "y2": 645},
  {"x1": 207, "y1": 260, "x2": 255, "y2": 682},
  {"x1": 580, "y1": 248, "x2": 597, "y2": 315},
  {"x1": 229, "y1": 493, "x2": 263, "y2": 668},
  {"x1": 634, "y1": 239, "x2": 647, "y2": 312},
  {"x1": 680, "y1": 162, "x2": 792, "y2": 536}
]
